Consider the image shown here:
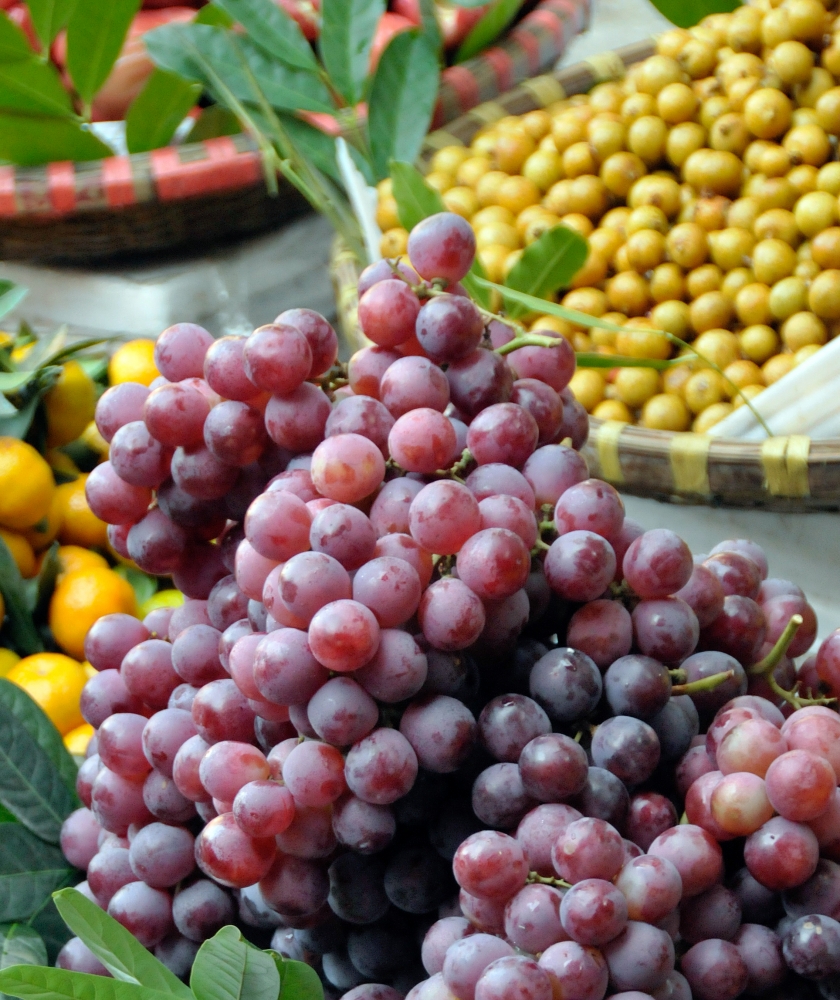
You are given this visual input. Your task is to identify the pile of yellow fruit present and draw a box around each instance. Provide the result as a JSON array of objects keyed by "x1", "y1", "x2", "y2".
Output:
[
  {"x1": 0, "y1": 337, "x2": 172, "y2": 754},
  {"x1": 377, "y1": 0, "x2": 840, "y2": 432}
]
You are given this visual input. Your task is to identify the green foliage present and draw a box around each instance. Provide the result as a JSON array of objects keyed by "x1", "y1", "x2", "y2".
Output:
[
  {"x1": 389, "y1": 159, "x2": 445, "y2": 230},
  {"x1": 647, "y1": 0, "x2": 742, "y2": 28},
  {"x1": 318, "y1": 0, "x2": 385, "y2": 105},
  {"x1": 0, "y1": 892, "x2": 325, "y2": 1000},
  {"x1": 0, "y1": 682, "x2": 77, "y2": 797},
  {"x1": 503, "y1": 225, "x2": 589, "y2": 318},
  {"x1": 0, "y1": 829, "x2": 75, "y2": 923},
  {"x1": 66, "y1": 0, "x2": 142, "y2": 106},
  {"x1": 369, "y1": 32, "x2": 439, "y2": 181},
  {"x1": 456, "y1": 0, "x2": 525, "y2": 62},
  {"x1": 126, "y1": 70, "x2": 203, "y2": 155},
  {"x1": 214, "y1": 0, "x2": 317, "y2": 71}
]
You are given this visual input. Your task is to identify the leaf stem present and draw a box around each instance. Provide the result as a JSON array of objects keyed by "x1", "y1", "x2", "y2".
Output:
[
  {"x1": 671, "y1": 669, "x2": 734, "y2": 696},
  {"x1": 527, "y1": 871, "x2": 571, "y2": 889},
  {"x1": 748, "y1": 615, "x2": 802, "y2": 677},
  {"x1": 495, "y1": 334, "x2": 562, "y2": 356}
]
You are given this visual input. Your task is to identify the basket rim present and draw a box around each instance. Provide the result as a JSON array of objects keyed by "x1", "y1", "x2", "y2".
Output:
[{"x1": 0, "y1": 0, "x2": 590, "y2": 222}]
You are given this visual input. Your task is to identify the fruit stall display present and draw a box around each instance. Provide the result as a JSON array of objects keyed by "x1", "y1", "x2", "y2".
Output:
[
  {"x1": 0, "y1": 212, "x2": 837, "y2": 1000},
  {"x1": 357, "y1": 1, "x2": 840, "y2": 504},
  {"x1": 0, "y1": 0, "x2": 587, "y2": 262}
]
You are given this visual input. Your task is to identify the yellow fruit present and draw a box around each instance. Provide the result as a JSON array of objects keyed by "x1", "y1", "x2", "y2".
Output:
[
  {"x1": 694, "y1": 402, "x2": 734, "y2": 432},
  {"x1": 0, "y1": 648, "x2": 19, "y2": 677},
  {"x1": 7, "y1": 653, "x2": 88, "y2": 734},
  {"x1": 139, "y1": 589, "x2": 184, "y2": 618},
  {"x1": 593, "y1": 399, "x2": 633, "y2": 422},
  {"x1": 108, "y1": 339, "x2": 159, "y2": 387},
  {"x1": 49, "y1": 567, "x2": 137, "y2": 660},
  {"x1": 568, "y1": 370, "x2": 606, "y2": 412},
  {"x1": 641, "y1": 393, "x2": 692, "y2": 431},
  {"x1": 63, "y1": 722, "x2": 95, "y2": 756},
  {"x1": 22, "y1": 487, "x2": 63, "y2": 552},
  {"x1": 44, "y1": 361, "x2": 96, "y2": 447},
  {"x1": 0, "y1": 528, "x2": 35, "y2": 578},
  {"x1": 56, "y1": 475, "x2": 108, "y2": 549},
  {"x1": 56, "y1": 545, "x2": 109, "y2": 581},
  {"x1": 0, "y1": 438, "x2": 54, "y2": 531},
  {"x1": 80, "y1": 421, "x2": 110, "y2": 458}
]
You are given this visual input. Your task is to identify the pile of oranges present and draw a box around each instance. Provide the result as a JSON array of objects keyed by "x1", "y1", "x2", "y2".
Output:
[
  {"x1": 0, "y1": 337, "x2": 172, "y2": 754},
  {"x1": 377, "y1": 0, "x2": 840, "y2": 432}
]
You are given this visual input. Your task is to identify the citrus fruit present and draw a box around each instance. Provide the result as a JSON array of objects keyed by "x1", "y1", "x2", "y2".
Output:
[
  {"x1": 7, "y1": 652, "x2": 88, "y2": 734},
  {"x1": 0, "y1": 648, "x2": 19, "y2": 677},
  {"x1": 138, "y1": 588, "x2": 184, "y2": 618},
  {"x1": 108, "y1": 339, "x2": 159, "y2": 387},
  {"x1": 0, "y1": 529, "x2": 35, "y2": 578},
  {"x1": 56, "y1": 475, "x2": 108, "y2": 549},
  {"x1": 23, "y1": 487, "x2": 63, "y2": 552},
  {"x1": 55, "y1": 545, "x2": 109, "y2": 580},
  {"x1": 44, "y1": 361, "x2": 97, "y2": 447},
  {"x1": 63, "y1": 722, "x2": 95, "y2": 756},
  {"x1": 0, "y1": 439, "x2": 54, "y2": 530},
  {"x1": 49, "y1": 567, "x2": 137, "y2": 660}
]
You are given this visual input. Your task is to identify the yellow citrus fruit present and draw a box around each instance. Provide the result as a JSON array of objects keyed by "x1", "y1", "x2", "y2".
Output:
[
  {"x1": 44, "y1": 361, "x2": 97, "y2": 448},
  {"x1": 22, "y1": 487, "x2": 63, "y2": 552},
  {"x1": 56, "y1": 475, "x2": 108, "y2": 549},
  {"x1": 80, "y1": 421, "x2": 110, "y2": 458},
  {"x1": 0, "y1": 528, "x2": 35, "y2": 578},
  {"x1": 56, "y1": 545, "x2": 109, "y2": 581},
  {"x1": 0, "y1": 647, "x2": 19, "y2": 677},
  {"x1": 108, "y1": 339, "x2": 159, "y2": 387},
  {"x1": 49, "y1": 567, "x2": 137, "y2": 660},
  {"x1": 138, "y1": 589, "x2": 184, "y2": 618},
  {"x1": 7, "y1": 652, "x2": 88, "y2": 734},
  {"x1": 64, "y1": 721, "x2": 95, "y2": 755},
  {"x1": 0, "y1": 438, "x2": 54, "y2": 530}
]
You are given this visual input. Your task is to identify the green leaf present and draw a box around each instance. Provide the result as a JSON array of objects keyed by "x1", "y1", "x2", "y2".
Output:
[
  {"x1": 417, "y1": 0, "x2": 442, "y2": 54},
  {"x1": 277, "y1": 960, "x2": 322, "y2": 1000},
  {"x1": 0, "y1": 60, "x2": 74, "y2": 117},
  {"x1": 147, "y1": 23, "x2": 333, "y2": 114},
  {"x1": 647, "y1": 0, "x2": 742, "y2": 29},
  {"x1": 0, "y1": 284, "x2": 27, "y2": 324},
  {"x1": 0, "y1": 925, "x2": 47, "y2": 972},
  {"x1": 27, "y1": 900, "x2": 72, "y2": 966},
  {"x1": 0, "y1": 538, "x2": 42, "y2": 656},
  {"x1": 0, "y1": 827, "x2": 76, "y2": 922},
  {"x1": 369, "y1": 31, "x2": 439, "y2": 181},
  {"x1": 277, "y1": 113, "x2": 340, "y2": 183},
  {"x1": 575, "y1": 353, "x2": 681, "y2": 370},
  {"x1": 191, "y1": 927, "x2": 280, "y2": 1000},
  {"x1": 503, "y1": 225, "x2": 588, "y2": 318},
  {"x1": 0, "y1": 807, "x2": 15, "y2": 825},
  {"x1": 0, "y1": 682, "x2": 77, "y2": 800},
  {"x1": 0, "y1": 15, "x2": 37, "y2": 63},
  {"x1": 455, "y1": 0, "x2": 525, "y2": 62},
  {"x1": 185, "y1": 105, "x2": 241, "y2": 142},
  {"x1": 125, "y1": 69, "x2": 202, "y2": 154},
  {"x1": 214, "y1": 0, "x2": 318, "y2": 72},
  {"x1": 319, "y1": 0, "x2": 385, "y2": 104},
  {"x1": 0, "y1": 683, "x2": 81, "y2": 841},
  {"x1": 195, "y1": 3, "x2": 236, "y2": 26},
  {"x1": 389, "y1": 160, "x2": 444, "y2": 230},
  {"x1": 53, "y1": 889, "x2": 192, "y2": 998},
  {"x1": 236, "y1": 36, "x2": 334, "y2": 114},
  {"x1": 0, "y1": 373, "x2": 33, "y2": 394},
  {"x1": 0, "y1": 115, "x2": 111, "y2": 167},
  {"x1": 0, "y1": 966, "x2": 177, "y2": 1000},
  {"x1": 26, "y1": 0, "x2": 78, "y2": 50},
  {"x1": 474, "y1": 276, "x2": 626, "y2": 332},
  {"x1": 66, "y1": 0, "x2": 142, "y2": 106},
  {"x1": 0, "y1": 394, "x2": 41, "y2": 442},
  {"x1": 29, "y1": 545, "x2": 59, "y2": 625},
  {"x1": 462, "y1": 256, "x2": 490, "y2": 309}
]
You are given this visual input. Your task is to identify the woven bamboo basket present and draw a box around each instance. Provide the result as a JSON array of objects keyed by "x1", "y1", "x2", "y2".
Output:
[
  {"x1": 331, "y1": 38, "x2": 840, "y2": 513},
  {"x1": 0, "y1": 0, "x2": 589, "y2": 265}
]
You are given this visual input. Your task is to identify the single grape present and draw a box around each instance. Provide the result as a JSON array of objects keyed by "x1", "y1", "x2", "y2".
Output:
[
  {"x1": 560, "y1": 878, "x2": 628, "y2": 946},
  {"x1": 647, "y1": 825, "x2": 724, "y2": 898},
  {"x1": 128, "y1": 822, "x2": 195, "y2": 888},
  {"x1": 259, "y1": 853, "x2": 330, "y2": 918},
  {"x1": 409, "y1": 479, "x2": 481, "y2": 555},
  {"x1": 732, "y1": 923, "x2": 786, "y2": 995},
  {"x1": 615, "y1": 855, "x2": 683, "y2": 924},
  {"x1": 679, "y1": 884, "x2": 742, "y2": 944},
  {"x1": 355, "y1": 629, "x2": 428, "y2": 703},
  {"x1": 345, "y1": 727, "x2": 418, "y2": 805},
  {"x1": 538, "y1": 941, "x2": 608, "y2": 1000},
  {"x1": 276, "y1": 308, "x2": 338, "y2": 377},
  {"x1": 566, "y1": 599, "x2": 633, "y2": 670},
  {"x1": 191, "y1": 678, "x2": 256, "y2": 744},
  {"x1": 604, "y1": 655, "x2": 672, "y2": 721},
  {"x1": 108, "y1": 881, "x2": 174, "y2": 949},
  {"x1": 172, "y1": 880, "x2": 235, "y2": 942},
  {"x1": 154, "y1": 323, "x2": 213, "y2": 381},
  {"x1": 264, "y1": 382, "x2": 331, "y2": 452},
  {"x1": 96, "y1": 381, "x2": 150, "y2": 442},
  {"x1": 744, "y1": 815, "x2": 820, "y2": 891},
  {"x1": 632, "y1": 598, "x2": 700, "y2": 665},
  {"x1": 529, "y1": 648, "x2": 603, "y2": 724},
  {"x1": 626, "y1": 792, "x2": 678, "y2": 852},
  {"x1": 467, "y1": 403, "x2": 539, "y2": 469},
  {"x1": 571, "y1": 767, "x2": 630, "y2": 830},
  {"x1": 419, "y1": 578, "x2": 486, "y2": 652},
  {"x1": 308, "y1": 599, "x2": 381, "y2": 672},
  {"x1": 408, "y1": 212, "x2": 476, "y2": 283},
  {"x1": 446, "y1": 349, "x2": 514, "y2": 418},
  {"x1": 353, "y1": 555, "x2": 422, "y2": 628},
  {"x1": 195, "y1": 813, "x2": 276, "y2": 888},
  {"x1": 416, "y1": 294, "x2": 484, "y2": 363},
  {"x1": 472, "y1": 762, "x2": 537, "y2": 830},
  {"x1": 474, "y1": 954, "x2": 553, "y2": 1000},
  {"x1": 359, "y1": 280, "x2": 421, "y2": 348},
  {"x1": 544, "y1": 530, "x2": 617, "y2": 603},
  {"x1": 311, "y1": 433, "x2": 386, "y2": 503},
  {"x1": 623, "y1": 529, "x2": 693, "y2": 599},
  {"x1": 332, "y1": 794, "x2": 396, "y2": 854},
  {"x1": 400, "y1": 694, "x2": 477, "y2": 773}
]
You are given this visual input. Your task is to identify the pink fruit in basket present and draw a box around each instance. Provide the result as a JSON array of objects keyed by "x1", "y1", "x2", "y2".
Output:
[
  {"x1": 370, "y1": 12, "x2": 416, "y2": 71},
  {"x1": 437, "y1": 3, "x2": 488, "y2": 48},
  {"x1": 6, "y1": 4, "x2": 38, "y2": 51},
  {"x1": 391, "y1": 0, "x2": 422, "y2": 23},
  {"x1": 274, "y1": 0, "x2": 320, "y2": 41}
]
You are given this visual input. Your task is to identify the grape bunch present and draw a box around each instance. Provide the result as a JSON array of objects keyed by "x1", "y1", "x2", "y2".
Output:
[{"x1": 54, "y1": 211, "x2": 840, "y2": 1000}]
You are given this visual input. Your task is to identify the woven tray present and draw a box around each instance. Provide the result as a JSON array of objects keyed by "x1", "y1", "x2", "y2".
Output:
[
  {"x1": 331, "y1": 38, "x2": 840, "y2": 513},
  {"x1": 0, "y1": 0, "x2": 589, "y2": 265}
]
